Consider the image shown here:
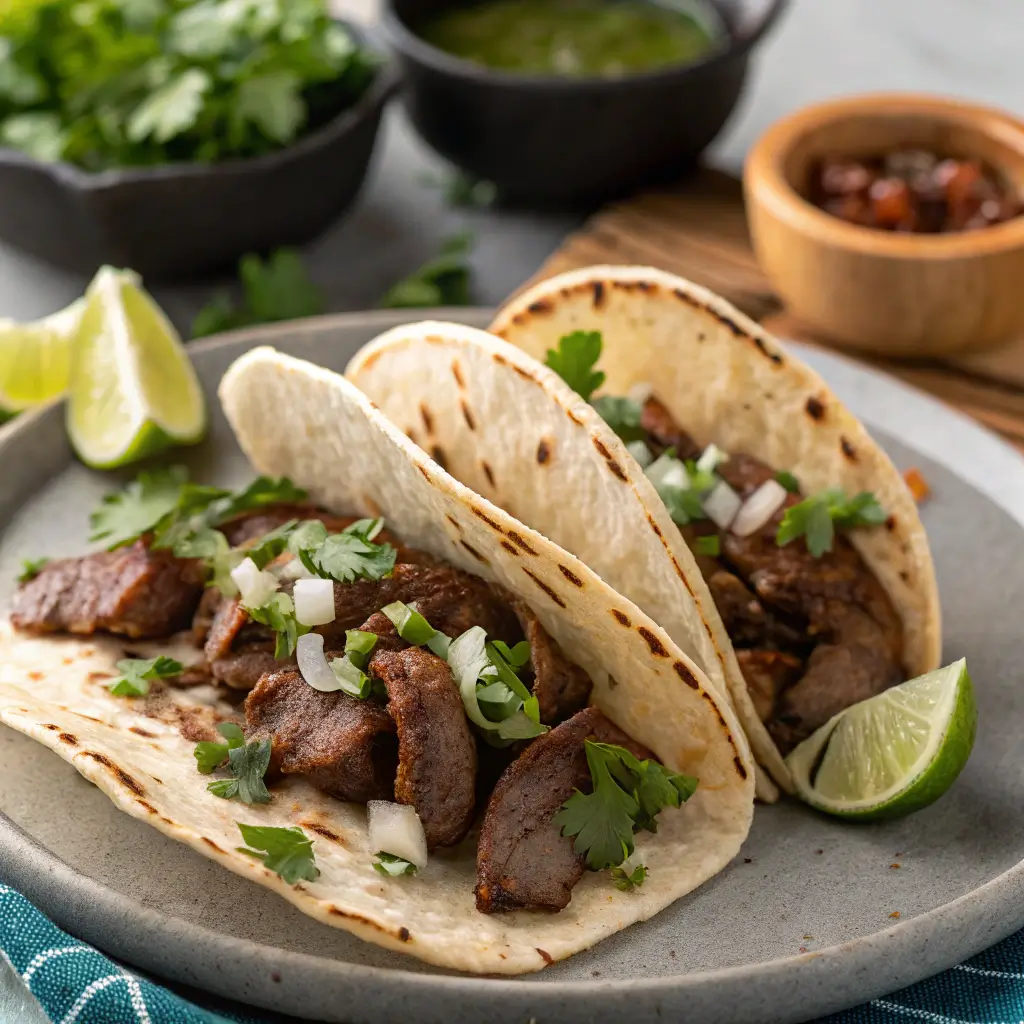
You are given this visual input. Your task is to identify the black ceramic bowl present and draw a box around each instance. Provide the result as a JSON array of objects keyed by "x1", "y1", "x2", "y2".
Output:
[
  {"x1": 0, "y1": 25, "x2": 399, "y2": 281},
  {"x1": 385, "y1": 0, "x2": 787, "y2": 204}
]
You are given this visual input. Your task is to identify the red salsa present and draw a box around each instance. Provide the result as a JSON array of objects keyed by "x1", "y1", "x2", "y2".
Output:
[{"x1": 808, "y1": 150, "x2": 1021, "y2": 233}]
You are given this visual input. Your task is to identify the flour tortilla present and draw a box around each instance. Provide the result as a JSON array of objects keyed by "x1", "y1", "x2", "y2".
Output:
[
  {"x1": 0, "y1": 345, "x2": 754, "y2": 976},
  {"x1": 346, "y1": 266, "x2": 941, "y2": 796}
]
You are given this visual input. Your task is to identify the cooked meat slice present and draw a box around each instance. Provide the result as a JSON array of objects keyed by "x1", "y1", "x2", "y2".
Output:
[
  {"x1": 475, "y1": 707, "x2": 652, "y2": 913},
  {"x1": 640, "y1": 396, "x2": 702, "y2": 460},
  {"x1": 12, "y1": 541, "x2": 205, "y2": 639},
  {"x1": 509, "y1": 599, "x2": 591, "y2": 724},
  {"x1": 736, "y1": 649, "x2": 802, "y2": 723},
  {"x1": 204, "y1": 596, "x2": 250, "y2": 661},
  {"x1": 245, "y1": 667, "x2": 398, "y2": 802},
  {"x1": 369, "y1": 645, "x2": 477, "y2": 848},
  {"x1": 192, "y1": 587, "x2": 222, "y2": 646},
  {"x1": 707, "y1": 570, "x2": 806, "y2": 652},
  {"x1": 211, "y1": 645, "x2": 280, "y2": 691}
]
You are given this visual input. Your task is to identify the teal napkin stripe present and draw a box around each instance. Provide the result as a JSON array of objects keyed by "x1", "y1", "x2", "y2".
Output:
[{"x1": 3, "y1": 879, "x2": 1023, "y2": 1024}]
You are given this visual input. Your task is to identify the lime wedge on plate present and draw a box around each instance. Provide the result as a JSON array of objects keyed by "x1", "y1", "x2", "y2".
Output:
[
  {"x1": 66, "y1": 267, "x2": 206, "y2": 469},
  {"x1": 0, "y1": 298, "x2": 84, "y2": 421},
  {"x1": 786, "y1": 659, "x2": 976, "y2": 820}
]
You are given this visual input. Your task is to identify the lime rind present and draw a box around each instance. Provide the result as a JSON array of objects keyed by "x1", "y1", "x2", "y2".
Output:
[{"x1": 786, "y1": 659, "x2": 976, "y2": 821}]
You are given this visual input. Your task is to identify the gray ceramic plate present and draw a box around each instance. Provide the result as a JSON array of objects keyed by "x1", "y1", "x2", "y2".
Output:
[{"x1": 1, "y1": 310, "x2": 1022, "y2": 1024}]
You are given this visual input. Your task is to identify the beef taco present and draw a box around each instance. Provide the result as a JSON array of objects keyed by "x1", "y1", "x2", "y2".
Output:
[
  {"x1": 345, "y1": 266, "x2": 941, "y2": 797},
  {"x1": 0, "y1": 345, "x2": 753, "y2": 975}
]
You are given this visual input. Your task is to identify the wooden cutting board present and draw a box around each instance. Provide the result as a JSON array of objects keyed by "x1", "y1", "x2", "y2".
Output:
[{"x1": 528, "y1": 168, "x2": 1024, "y2": 454}]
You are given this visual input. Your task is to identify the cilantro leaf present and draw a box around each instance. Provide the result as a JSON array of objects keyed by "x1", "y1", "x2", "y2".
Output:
[
  {"x1": 301, "y1": 524, "x2": 397, "y2": 584},
  {"x1": 127, "y1": 68, "x2": 210, "y2": 145},
  {"x1": 373, "y1": 852, "x2": 417, "y2": 877},
  {"x1": 833, "y1": 490, "x2": 888, "y2": 530},
  {"x1": 694, "y1": 534, "x2": 720, "y2": 557},
  {"x1": 17, "y1": 557, "x2": 49, "y2": 584},
  {"x1": 234, "y1": 71, "x2": 304, "y2": 145},
  {"x1": 591, "y1": 395, "x2": 646, "y2": 443},
  {"x1": 544, "y1": 332, "x2": 605, "y2": 403},
  {"x1": 208, "y1": 736, "x2": 272, "y2": 804},
  {"x1": 193, "y1": 721, "x2": 245, "y2": 774},
  {"x1": 380, "y1": 233, "x2": 474, "y2": 309},
  {"x1": 246, "y1": 520, "x2": 300, "y2": 570},
  {"x1": 109, "y1": 655, "x2": 183, "y2": 698},
  {"x1": 248, "y1": 593, "x2": 309, "y2": 659},
  {"x1": 611, "y1": 861, "x2": 648, "y2": 891},
  {"x1": 776, "y1": 470, "x2": 801, "y2": 494},
  {"x1": 89, "y1": 466, "x2": 189, "y2": 548},
  {"x1": 236, "y1": 824, "x2": 319, "y2": 884},
  {"x1": 776, "y1": 488, "x2": 886, "y2": 557}
]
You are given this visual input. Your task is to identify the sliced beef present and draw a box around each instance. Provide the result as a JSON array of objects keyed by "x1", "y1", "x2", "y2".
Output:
[
  {"x1": 736, "y1": 649, "x2": 802, "y2": 723},
  {"x1": 12, "y1": 541, "x2": 205, "y2": 639},
  {"x1": 475, "y1": 707, "x2": 653, "y2": 914},
  {"x1": 707, "y1": 570, "x2": 807, "y2": 653},
  {"x1": 212, "y1": 645, "x2": 280, "y2": 692},
  {"x1": 244, "y1": 667, "x2": 398, "y2": 802},
  {"x1": 370, "y1": 645, "x2": 477, "y2": 848},
  {"x1": 509, "y1": 599, "x2": 592, "y2": 724},
  {"x1": 640, "y1": 396, "x2": 703, "y2": 460}
]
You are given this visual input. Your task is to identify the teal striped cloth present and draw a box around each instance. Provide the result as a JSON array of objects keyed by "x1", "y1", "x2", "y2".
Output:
[{"x1": 1, "y1": 880, "x2": 1021, "y2": 1024}]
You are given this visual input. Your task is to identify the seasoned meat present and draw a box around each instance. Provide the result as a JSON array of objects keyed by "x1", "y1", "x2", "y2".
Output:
[
  {"x1": 212, "y1": 645, "x2": 280, "y2": 691},
  {"x1": 370, "y1": 645, "x2": 477, "y2": 848},
  {"x1": 244, "y1": 667, "x2": 398, "y2": 803},
  {"x1": 736, "y1": 649, "x2": 802, "y2": 723},
  {"x1": 475, "y1": 707, "x2": 653, "y2": 914},
  {"x1": 204, "y1": 596, "x2": 249, "y2": 661},
  {"x1": 640, "y1": 396, "x2": 702, "y2": 460},
  {"x1": 12, "y1": 541, "x2": 205, "y2": 639},
  {"x1": 707, "y1": 570, "x2": 806, "y2": 652},
  {"x1": 510, "y1": 598, "x2": 592, "y2": 724},
  {"x1": 192, "y1": 587, "x2": 222, "y2": 646}
]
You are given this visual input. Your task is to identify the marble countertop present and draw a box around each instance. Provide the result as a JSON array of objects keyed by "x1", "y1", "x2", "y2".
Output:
[{"x1": 1, "y1": 0, "x2": 1021, "y2": 327}]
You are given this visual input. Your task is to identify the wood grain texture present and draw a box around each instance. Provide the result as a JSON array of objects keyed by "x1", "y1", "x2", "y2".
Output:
[{"x1": 526, "y1": 168, "x2": 1024, "y2": 454}]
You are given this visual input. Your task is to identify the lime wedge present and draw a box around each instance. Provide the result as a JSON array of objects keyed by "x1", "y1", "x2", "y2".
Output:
[
  {"x1": 0, "y1": 298, "x2": 84, "y2": 421},
  {"x1": 786, "y1": 659, "x2": 976, "y2": 820},
  {"x1": 66, "y1": 267, "x2": 207, "y2": 469}
]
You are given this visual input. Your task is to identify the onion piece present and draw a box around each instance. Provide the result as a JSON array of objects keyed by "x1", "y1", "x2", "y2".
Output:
[
  {"x1": 231, "y1": 557, "x2": 279, "y2": 609},
  {"x1": 294, "y1": 578, "x2": 336, "y2": 626},
  {"x1": 625, "y1": 439, "x2": 653, "y2": 469},
  {"x1": 731, "y1": 479, "x2": 788, "y2": 538},
  {"x1": 367, "y1": 801, "x2": 428, "y2": 869},
  {"x1": 645, "y1": 452, "x2": 688, "y2": 491},
  {"x1": 703, "y1": 480, "x2": 742, "y2": 530},
  {"x1": 696, "y1": 443, "x2": 727, "y2": 474},
  {"x1": 296, "y1": 633, "x2": 340, "y2": 692},
  {"x1": 277, "y1": 557, "x2": 315, "y2": 581}
]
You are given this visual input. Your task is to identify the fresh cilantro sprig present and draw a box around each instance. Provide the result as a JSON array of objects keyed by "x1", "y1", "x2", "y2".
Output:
[
  {"x1": 206, "y1": 736, "x2": 272, "y2": 804},
  {"x1": 89, "y1": 466, "x2": 189, "y2": 548},
  {"x1": 776, "y1": 488, "x2": 886, "y2": 557},
  {"x1": 373, "y1": 852, "x2": 417, "y2": 877},
  {"x1": 591, "y1": 395, "x2": 646, "y2": 443},
  {"x1": 380, "y1": 233, "x2": 474, "y2": 309},
  {"x1": 248, "y1": 593, "x2": 309, "y2": 659},
  {"x1": 109, "y1": 656, "x2": 183, "y2": 697},
  {"x1": 294, "y1": 518, "x2": 397, "y2": 584},
  {"x1": 776, "y1": 470, "x2": 801, "y2": 494},
  {"x1": 643, "y1": 449, "x2": 713, "y2": 527},
  {"x1": 236, "y1": 824, "x2": 318, "y2": 884},
  {"x1": 17, "y1": 557, "x2": 49, "y2": 583},
  {"x1": 553, "y1": 741, "x2": 697, "y2": 871},
  {"x1": 611, "y1": 860, "x2": 648, "y2": 891},
  {"x1": 194, "y1": 722, "x2": 245, "y2": 773},
  {"x1": 544, "y1": 331, "x2": 605, "y2": 403}
]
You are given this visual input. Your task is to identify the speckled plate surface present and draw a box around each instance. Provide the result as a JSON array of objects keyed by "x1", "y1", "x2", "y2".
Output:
[{"x1": 1, "y1": 310, "x2": 1022, "y2": 1024}]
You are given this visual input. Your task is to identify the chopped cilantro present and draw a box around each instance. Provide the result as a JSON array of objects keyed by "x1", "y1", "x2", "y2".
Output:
[
  {"x1": 591, "y1": 395, "x2": 646, "y2": 443},
  {"x1": 248, "y1": 592, "x2": 309, "y2": 659},
  {"x1": 611, "y1": 861, "x2": 648, "y2": 891},
  {"x1": 236, "y1": 824, "x2": 319, "y2": 884},
  {"x1": 373, "y1": 852, "x2": 417, "y2": 877},
  {"x1": 246, "y1": 519, "x2": 300, "y2": 570},
  {"x1": 776, "y1": 488, "x2": 886, "y2": 557},
  {"x1": 544, "y1": 331, "x2": 605, "y2": 403},
  {"x1": 109, "y1": 655, "x2": 183, "y2": 697},
  {"x1": 776, "y1": 470, "x2": 801, "y2": 494},
  {"x1": 644, "y1": 450, "x2": 715, "y2": 527},
  {"x1": 694, "y1": 535, "x2": 720, "y2": 558},
  {"x1": 207, "y1": 736, "x2": 272, "y2": 805},
  {"x1": 329, "y1": 655, "x2": 373, "y2": 699},
  {"x1": 295, "y1": 519, "x2": 396, "y2": 584},
  {"x1": 89, "y1": 466, "x2": 188, "y2": 548},
  {"x1": 193, "y1": 722, "x2": 245, "y2": 774},
  {"x1": 553, "y1": 741, "x2": 697, "y2": 871},
  {"x1": 380, "y1": 233, "x2": 474, "y2": 309},
  {"x1": 17, "y1": 557, "x2": 49, "y2": 583}
]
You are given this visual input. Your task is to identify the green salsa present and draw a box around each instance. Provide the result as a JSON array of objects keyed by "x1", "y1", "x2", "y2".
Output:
[{"x1": 418, "y1": 0, "x2": 722, "y2": 78}]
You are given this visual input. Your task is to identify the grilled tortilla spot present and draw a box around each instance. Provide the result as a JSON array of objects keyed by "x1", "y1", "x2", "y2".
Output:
[
  {"x1": 566, "y1": 408, "x2": 584, "y2": 426},
  {"x1": 202, "y1": 836, "x2": 224, "y2": 853},
  {"x1": 58, "y1": 732, "x2": 77, "y2": 745},
  {"x1": 806, "y1": 396, "x2": 825, "y2": 420},
  {"x1": 129, "y1": 726, "x2": 157, "y2": 738},
  {"x1": 733, "y1": 755, "x2": 748, "y2": 780},
  {"x1": 445, "y1": 514, "x2": 462, "y2": 533},
  {"x1": 537, "y1": 438, "x2": 552, "y2": 464},
  {"x1": 136, "y1": 799, "x2": 158, "y2": 815},
  {"x1": 419, "y1": 403, "x2": 434, "y2": 435},
  {"x1": 506, "y1": 530, "x2": 537, "y2": 554},
  {"x1": 416, "y1": 464, "x2": 430, "y2": 480},
  {"x1": 841, "y1": 437, "x2": 857, "y2": 460},
  {"x1": 501, "y1": 540, "x2": 519, "y2": 556},
  {"x1": 82, "y1": 751, "x2": 146, "y2": 796},
  {"x1": 637, "y1": 627, "x2": 668, "y2": 657},
  {"x1": 471, "y1": 507, "x2": 504, "y2": 533},
  {"x1": 536, "y1": 947, "x2": 554, "y2": 965},
  {"x1": 302, "y1": 821, "x2": 344, "y2": 843},
  {"x1": 451, "y1": 359, "x2": 465, "y2": 388},
  {"x1": 673, "y1": 661, "x2": 700, "y2": 689},
  {"x1": 460, "y1": 540, "x2": 490, "y2": 566},
  {"x1": 328, "y1": 905, "x2": 414, "y2": 943},
  {"x1": 42, "y1": 723, "x2": 60, "y2": 731},
  {"x1": 611, "y1": 609, "x2": 631, "y2": 626},
  {"x1": 558, "y1": 565, "x2": 584, "y2": 587},
  {"x1": 647, "y1": 514, "x2": 664, "y2": 539},
  {"x1": 430, "y1": 445, "x2": 447, "y2": 470},
  {"x1": 482, "y1": 462, "x2": 496, "y2": 488},
  {"x1": 461, "y1": 400, "x2": 476, "y2": 431},
  {"x1": 592, "y1": 281, "x2": 606, "y2": 308},
  {"x1": 522, "y1": 569, "x2": 567, "y2": 608},
  {"x1": 528, "y1": 299, "x2": 552, "y2": 315}
]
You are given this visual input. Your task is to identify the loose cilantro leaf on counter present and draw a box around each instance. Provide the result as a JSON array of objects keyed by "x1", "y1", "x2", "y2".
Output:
[
  {"x1": 17, "y1": 557, "x2": 49, "y2": 583},
  {"x1": 554, "y1": 741, "x2": 697, "y2": 871},
  {"x1": 591, "y1": 395, "x2": 646, "y2": 443},
  {"x1": 194, "y1": 722, "x2": 245, "y2": 774},
  {"x1": 611, "y1": 861, "x2": 648, "y2": 892},
  {"x1": 89, "y1": 466, "x2": 189, "y2": 548},
  {"x1": 207, "y1": 736, "x2": 272, "y2": 804},
  {"x1": 775, "y1": 470, "x2": 801, "y2": 494},
  {"x1": 248, "y1": 592, "x2": 308, "y2": 659},
  {"x1": 544, "y1": 331, "x2": 605, "y2": 403},
  {"x1": 237, "y1": 824, "x2": 319, "y2": 884},
  {"x1": 777, "y1": 488, "x2": 886, "y2": 557},
  {"x1": 373, "y1": 852, "x2": 417, "y2": 877},
  {"x1": 380, "y1": 233, "x2": 474, "y2": 309},
  {"x1": 109, "y1": 655, "x2": 183, "y2": 697}
]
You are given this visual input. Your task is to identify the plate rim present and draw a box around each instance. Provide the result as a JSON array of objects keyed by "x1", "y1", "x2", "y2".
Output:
[{"x1": 1, "y1": 307, "x2": 1022, "y2": 1024}]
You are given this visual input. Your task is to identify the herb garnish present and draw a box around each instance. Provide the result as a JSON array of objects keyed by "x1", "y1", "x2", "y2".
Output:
[
  {"x1": 373, "y1": 852, "x2": 418, "y2": 877},
  {"x1": 380, "y1": 233, "x2": 474, "y2": 309},
  {"x1": 194, "y1": 722, "x2": 245, "y2": 773},
  {"x1": 544, "y1": 331, "x2": 605, "y2": 403},
  {"x1": 381, "y1": 600, "x2": 451, "y2": 658},
  {"x1": 109, "y1": 655, "x2": 183, "y2": 697},
  {"x1": 325, "y1": 629, "x2": 382, "y2": 699},
  {"x1": 775, "y1": 470, "x2": 801, "y2": 494},
  {"x1": 553, "y1": 741, "x2": 697, "y2": 870},
  {"x1": 611, "y1": 859, "x2": 648, "y2": 891},
  {"x1": 776, "y1": 488, "x2": 887, "y2": 557},
  {"x1": 694, "y1": 535, "x2": 720, "y2": 557},
  {"x1": 644, "y1": 450, "x2": 713, "y2": 527},
  {"x1": 590, "y1": 395, "x2": 646, "y2": 443},
  {"x1": 292, "y1": 518, "x2": 397, "y2": 584},
  {"x1": 248, "y1": 593, "x2": 309, "y2": 659},
  {"x1": 89, "y1": 466, "x2": 190, "y2": 548},
  {"x1": 236, "y1": 824, "x2": 319, "y2": 884},
  {"x1": 206, "y1": 736, "x2": 272, "y2": 805},
  {"x1": 17, "y1": 557, "x2": 49, "y2": 583}
]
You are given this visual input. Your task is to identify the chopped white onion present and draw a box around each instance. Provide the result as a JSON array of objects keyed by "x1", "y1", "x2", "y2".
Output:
[
  {"x1": 294, "y1": 578, "x2": 336, "y2": 626},
  {"x1": 277, "y1": 557, "x2": 315, "y2": 581},
  {"x1": 731, "y1": 479, "x2": 788, "y2": 538},
  {"x1": 627, "y1": 381, "x2": 654, "y2": 405},
  {"x1": 645, "y1": 452, "x2": 688, "y2": 491},
  {"x1": 231, "y1": 557, "x2": 279, "y2": 609},
  {"x1": 625, "y1": 439, "x2": 653, "y2": 469},
  {"x1": 703, "y1": 480, "x2": 742, "y2": 530},
  {"x1": 696, "y1": 443, "x2": 727, "y2": 475},
  {"x1": 296, "y1": 633, "x2": 339, "y2": 692},
  {"x1": 367, "y1": 801, "x2": 428, "y2": 869}
]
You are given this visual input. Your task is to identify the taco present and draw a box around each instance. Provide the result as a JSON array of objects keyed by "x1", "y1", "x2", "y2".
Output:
[
  {"x1": 345, "y1": 266, "x2": 941, "y2": 797},
  {"x1": 0, "y1": 345, "x2": 753, "y2": 975}
]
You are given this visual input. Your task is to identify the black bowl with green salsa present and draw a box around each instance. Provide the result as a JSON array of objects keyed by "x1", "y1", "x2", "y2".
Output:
[{"x1": 384, "y1": 0, "x2": 787, "y2": 203}]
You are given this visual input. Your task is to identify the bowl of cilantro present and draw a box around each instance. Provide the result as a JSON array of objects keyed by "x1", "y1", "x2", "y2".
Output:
[{"x1": 0, "y1": 0, "x2": 399, "y2": 280}]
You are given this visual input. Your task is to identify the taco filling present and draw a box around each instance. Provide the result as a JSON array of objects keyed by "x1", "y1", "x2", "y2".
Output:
[
  {"x1": 11, "y1": 470, "x2": 694, "y2": 910},
  {"x1": 545, "y1": 336, "x2": 903, "y2": 754}
]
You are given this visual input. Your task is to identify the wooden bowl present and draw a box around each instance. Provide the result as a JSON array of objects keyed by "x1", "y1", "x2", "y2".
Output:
[{"x1": 743, "y1": 93, "x2": 1024, "y2": 356}]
